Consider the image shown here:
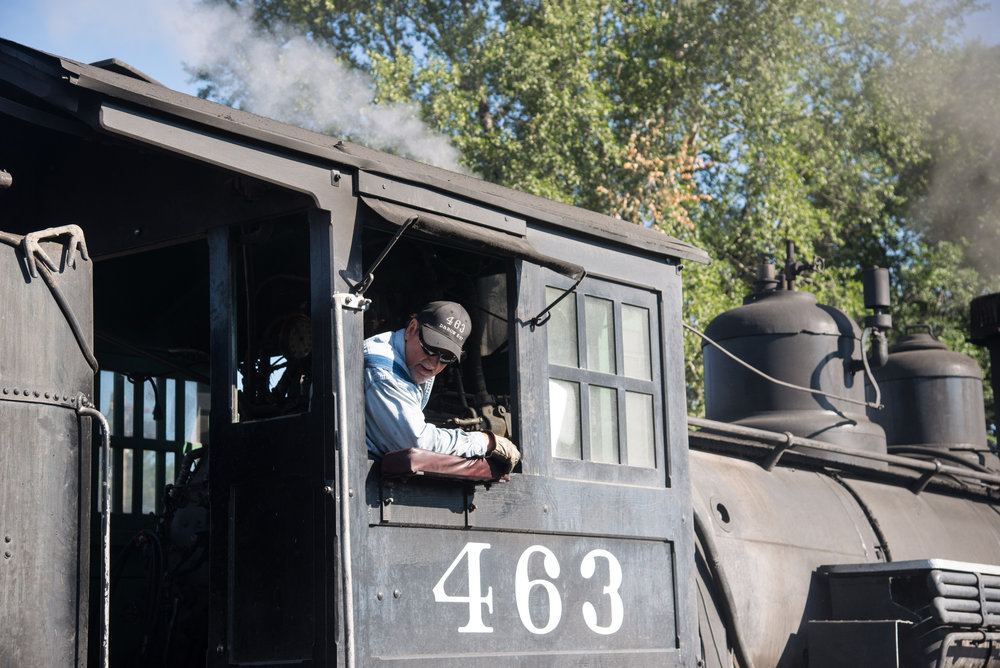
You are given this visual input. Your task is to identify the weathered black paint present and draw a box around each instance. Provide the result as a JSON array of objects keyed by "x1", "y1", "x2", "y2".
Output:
[{"x1": 0, "y1": 237, "x2": 93, "y2": 667}]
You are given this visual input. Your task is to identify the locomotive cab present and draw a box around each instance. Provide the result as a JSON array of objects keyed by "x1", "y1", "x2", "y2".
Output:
[{"x1": 0, "y1": 39, "x2": 708, "y2": 668}]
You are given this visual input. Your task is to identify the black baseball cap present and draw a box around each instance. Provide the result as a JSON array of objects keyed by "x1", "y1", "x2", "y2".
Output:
[{"x1": 417, "y1": 301, "x2": 471, "y2": 361}]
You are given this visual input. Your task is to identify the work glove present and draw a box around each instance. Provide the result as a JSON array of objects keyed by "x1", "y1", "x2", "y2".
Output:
[{"x1": 485, "y1": 432, "x2": 521, "y2": 473}]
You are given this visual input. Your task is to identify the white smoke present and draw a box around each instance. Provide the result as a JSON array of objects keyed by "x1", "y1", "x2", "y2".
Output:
[
  {"x1": 167, "y1": 2, "x2": 464, "y2": 170},
  {"x1": 32, "y1": 0, "x2": 464, "y2": 170}
]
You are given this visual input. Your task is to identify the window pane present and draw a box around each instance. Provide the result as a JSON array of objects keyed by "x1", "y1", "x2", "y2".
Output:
[
  {"x1": 143, "y1": 380, "x2": 158, "y2": 439},
  {"x1": 123, "y1": 381, "x2": 135, "y2": 438},
  {"x1": 585, "y1": 296, "x2": 615, "y2": 373},
  {"x1": 165, "y1": 378, "x2": 176, "y2": 441},
  {"x1": 165, "y1": 452, "x2": 176, "y2": 487},
  {"x1": 589, "y1": 385, "x2": 619, "y2": 464},
  {"x1": 142, "y1": 451, "x2": 157, "y2": 514},
  {"x1": 549, "y1": 379, "x2": 582, "y2": 459},
  {"x1": 477, "y1": 274, "x2": 508, "y2": 357},
  {"x1": 98, "y1": 371, "x2": 116, "y2": 437},
  {"x1": 185, "y1": 381, "x2": 208, "y2": 445},
  {"x1": 585, "y1": 297, "x2": 615, "y2": 373},
  {"x1": 622, "y1": 304, "x2": 652, "y2": 380},
  {"x1": 626, "y1": 392, "x2": 656, "y2": 468},
  {"x1": 122, "y1": 449, "x2": 134, "y2": 512},
  {"x1": 546, "y1": 287, "x2": 578, "y2": 367}
]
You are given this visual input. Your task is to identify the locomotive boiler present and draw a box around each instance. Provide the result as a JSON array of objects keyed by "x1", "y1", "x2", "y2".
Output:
[
  {"x1": 690, "y1": 254, "x2": 1000, "y2": 667},
  {"x1": 1, "y1": 37, "x2": 998, "y2": 668}
]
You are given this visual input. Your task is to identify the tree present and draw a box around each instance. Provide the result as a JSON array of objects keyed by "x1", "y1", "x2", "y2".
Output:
[{"x1": 195, "y1": 0, "x2": 998, "y2": 433}]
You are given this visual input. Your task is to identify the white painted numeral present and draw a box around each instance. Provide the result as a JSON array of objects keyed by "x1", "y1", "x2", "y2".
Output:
[
  {"x1": 514, "y1": 545, "x2": 563, "y2": 634},
  {"x1": 445, "y1": 316, "x2": 467, "y2": 333},
  {"x1": 432, "y1": 542, "x2": 494, "y2": 633},
  {"x1": 433, "y1": 542, "x2": 626, "y2": 636},
  {"x1": 580, "y1": 549, "x2": 624, "y2": 635}
]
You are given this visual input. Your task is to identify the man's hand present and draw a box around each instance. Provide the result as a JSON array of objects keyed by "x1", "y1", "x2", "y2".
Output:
[{"x1": 486, "y1": 432, "x2": 521, "y2": 473}]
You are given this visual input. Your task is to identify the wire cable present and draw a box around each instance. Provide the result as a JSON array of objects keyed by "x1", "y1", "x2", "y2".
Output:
[{"x1": 683, "y1": 321, "x2": 880, "y2": 410}]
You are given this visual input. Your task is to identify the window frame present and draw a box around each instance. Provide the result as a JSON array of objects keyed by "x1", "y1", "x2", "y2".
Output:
[
  {"x1": 543, "y1": 273, "x2": 667, "y2": 485},
  {"x1": 95, "y1": 369, "x2": 207, "y2": 516}
]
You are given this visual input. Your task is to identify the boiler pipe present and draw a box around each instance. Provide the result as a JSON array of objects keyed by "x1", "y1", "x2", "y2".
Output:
[
  {"x1": 330, "y1": 291, "x2": 369, "y2": 668},
  {"x1": 970, "y1": 293, "x2": 1000, "y2": 435},
  {"x1": 688, "y1": 416, "x2": 1000, "y2": 487},
  {"x1": 77, "y1": 397, "x2": 111, "y2": 668},
  {"x1": 936, "y1": 631, "x2": 1000, "y2": 666}
]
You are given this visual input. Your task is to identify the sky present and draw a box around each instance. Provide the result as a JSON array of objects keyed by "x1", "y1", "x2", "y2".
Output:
[
  {"x1": 1, "y1": 0, "x2": 207, "y2": 94},
  {"x1": 2, "y1": 0, "x2": 998, "y2": 97}
]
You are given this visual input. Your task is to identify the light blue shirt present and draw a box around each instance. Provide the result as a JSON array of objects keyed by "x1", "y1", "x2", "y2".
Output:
[{"x1": 364, "y1": 329, "x2": 490, "y2": 458}]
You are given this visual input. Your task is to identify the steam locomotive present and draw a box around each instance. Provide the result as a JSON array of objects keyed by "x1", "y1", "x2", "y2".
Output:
[{"x1": 2, "y1": 37, "x2": 999, "y2": 667}]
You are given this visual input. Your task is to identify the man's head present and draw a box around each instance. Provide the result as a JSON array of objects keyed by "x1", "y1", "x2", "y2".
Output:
[{"x1": 403, "y1": 301, "x2": 472, "y2": 383}]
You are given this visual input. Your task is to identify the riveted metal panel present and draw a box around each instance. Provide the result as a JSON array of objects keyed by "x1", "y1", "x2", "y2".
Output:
[{"x1": 0, "y1": 237, "x2": 93, "y2": 667}]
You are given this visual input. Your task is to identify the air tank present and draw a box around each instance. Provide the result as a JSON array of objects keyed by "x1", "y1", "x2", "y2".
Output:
[
  {"x1": 869, "y1": 326, "x2": 995, "y2": 469},
  {"x1": 971, "y1": 292, "x2": 1000, "y2": 447},
  {"x1": 702, "y1": 263, "x2": 887, "y2": 461},
  {"x1": 0, "y1": 231, "x2": 94, "y2": 666}
]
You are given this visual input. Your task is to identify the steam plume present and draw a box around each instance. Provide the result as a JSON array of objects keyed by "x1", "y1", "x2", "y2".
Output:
[
  {"x1": 921, "y1": 45, "x2": 1000, "y2": 278},
  {"x1": 895, "y1": 42, "x2": 1000, "y2": 279},
  {"x1": 38, "y1": 0, "x2": 463, "y2": 170},
  {"x1": 169, "y1": 2, "x2": 463, "y2": 170}
]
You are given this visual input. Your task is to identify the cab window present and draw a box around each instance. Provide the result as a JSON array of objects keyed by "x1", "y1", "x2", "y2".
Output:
[
  {"x1": 546, "y1": 277, "x2": 663, "y2": 471},
  {"x1": 360, "y1": 226, "x2": 515, "y2": 445}
]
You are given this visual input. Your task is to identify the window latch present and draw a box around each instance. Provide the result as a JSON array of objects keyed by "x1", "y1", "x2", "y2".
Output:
[
  {"x1": 529, "y1": 270, "x2": 586, "y2": 329},
  {"x1": 352, "y1": 215, "x2": 418, "y2": 296}
]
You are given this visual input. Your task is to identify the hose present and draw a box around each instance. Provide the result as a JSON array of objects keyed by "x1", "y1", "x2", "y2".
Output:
[{"x1": 0, "y1": 229, "x2": 99, "y2": 372}]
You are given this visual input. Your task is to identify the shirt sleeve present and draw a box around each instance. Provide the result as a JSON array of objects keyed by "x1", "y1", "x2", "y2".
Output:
[{"x1": 364, "y1": 366, "x2": 490, "y2": 458}]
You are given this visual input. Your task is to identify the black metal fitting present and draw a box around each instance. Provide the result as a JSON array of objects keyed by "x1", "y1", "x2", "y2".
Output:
[
  {"x1": 776, "y1": 241, "x2": 823, "y2": 291},
  {"x1": 756, "y1": 241, "x2": 823, "y2": 296},
  {"x1": 851, "y1": 266, "x2": 892, "y2": 374}
]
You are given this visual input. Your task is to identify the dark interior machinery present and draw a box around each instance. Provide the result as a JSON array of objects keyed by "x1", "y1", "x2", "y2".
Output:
[
  {"x1": 3, "y1": 37, "x2": 1000, "y2": 668},
  {"x1": 83, "y1": 221, "x2": 518, "y2": 665}
]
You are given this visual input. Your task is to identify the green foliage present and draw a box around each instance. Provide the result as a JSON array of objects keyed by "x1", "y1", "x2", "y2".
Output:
[{"x1": 200, "y1": 0, "x2": 999, "y2": 433}]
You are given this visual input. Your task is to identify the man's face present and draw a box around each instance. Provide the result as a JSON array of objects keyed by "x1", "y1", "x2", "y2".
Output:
[{"x1": 403, "y1": 319, "x2": 449, "y2": 383}]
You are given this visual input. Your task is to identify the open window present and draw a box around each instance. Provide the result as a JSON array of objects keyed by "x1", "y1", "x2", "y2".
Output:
[
  {"x1": 358, "y1": 195, "x2": 585, "y2": 457},
  {"x1": 91, "y1": 239, "x2": 212, "y2": 662},
  {"x1": 359, "y1": 221, "x2": 514, "y2": 444},
  {"x1": 93, "y1": 239, "x2": 212, "y2": 514},
  {"x1": 233, "y1": 216, "x2": 312, "y2": 421}
]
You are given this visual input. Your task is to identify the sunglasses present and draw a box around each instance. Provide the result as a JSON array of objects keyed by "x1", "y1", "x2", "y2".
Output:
[{"x1": 417, "y1": 328, "x2": 459, "y2": 364}]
